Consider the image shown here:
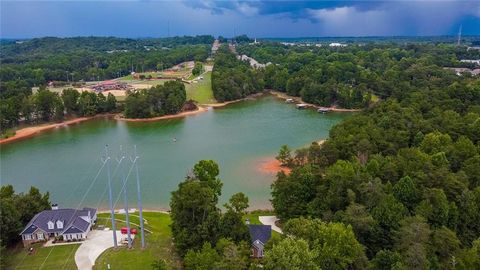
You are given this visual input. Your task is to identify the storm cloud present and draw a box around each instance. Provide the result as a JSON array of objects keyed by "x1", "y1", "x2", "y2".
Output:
[{"x1": 1, "y1": 0, "x2": 479, "y2": 38}]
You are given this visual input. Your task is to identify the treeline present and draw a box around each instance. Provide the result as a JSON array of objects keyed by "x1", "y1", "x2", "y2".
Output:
[
  {"x1": 124, "y1": 80, "x2": 186, "y2": 118},
  {"x1": 0, "y1": 186, "x2": 51, "y2": 266},
  {"x1": 0, "y1": 36, "x2": 213, "y2": 98},
  {"x1": 170, "y1": 160, "x2": 253, "y2": 269},
  {"x1": 234, "y1": 42, "x2": 480, "y2": 109},
  {"x1": 0, "y1": 88, "x2": 116, "y2": 131},
  {"x1": 271, "y1": 60, "x2": 480, "y2": 268},
  {"x1": 0, "y1": 36, "x2": 212, "y2": 132},
  {"x1": 211, "y1": 47, "x2": 264, "y2": 102},
  {"x1": 0, "y1": 45, "x2": 210, "y2": 90},
  {"x1": 1, "y1": 36, "x2": 214, "y2": 59}
]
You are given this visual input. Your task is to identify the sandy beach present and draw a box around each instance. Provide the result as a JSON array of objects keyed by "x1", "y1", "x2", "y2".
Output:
[
  {"x1": 0, "y1": 116, "x2": 100, "y2": 145},
  {"x1": 116, "y1": 106, "x2": 209, "y2": 122}
]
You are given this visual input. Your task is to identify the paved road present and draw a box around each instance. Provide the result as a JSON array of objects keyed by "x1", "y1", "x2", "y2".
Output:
[
  {"x1": 75, "y1": 230, "x2": 134, "y2": 270},
  {"x1": 259, "y1": 216, "x2": 283, "y2": 234}
]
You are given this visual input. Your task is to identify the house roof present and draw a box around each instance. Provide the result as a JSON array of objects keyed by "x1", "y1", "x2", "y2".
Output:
[
  {"x1": 63, "y1": 226, "x2": 84, "y2": 234},
  {"x1": 248, "y1": 224, "x2": 271, "y2": 245},
  {"x1": 20, "y1": 207, "x2": 96, "y2": 235}
]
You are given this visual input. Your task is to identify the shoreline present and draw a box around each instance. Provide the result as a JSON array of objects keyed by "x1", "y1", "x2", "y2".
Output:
[
  {"x1": 0, "y1": 91, "x2": 338, "y2": 145},
  {"x1": 257, "y1": 139, "x2": 327, "y2": 175},
  {"x1": 0, "y1": 114, "x2": 114, "y2": 145},
  {"x1": 269, "y1": 90, "x2": 362, "y2": 112},
  {"x1": 115, "y1": 106, "x2": 209, "y2": 122}
]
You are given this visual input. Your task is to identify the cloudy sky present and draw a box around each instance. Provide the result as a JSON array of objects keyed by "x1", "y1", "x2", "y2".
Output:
[{"x1": 1, "y1": 0, "x2": 479, "y2": 38}]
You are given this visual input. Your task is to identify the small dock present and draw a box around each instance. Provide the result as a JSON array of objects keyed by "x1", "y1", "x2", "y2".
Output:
[
  {"x1": 296, "y1": 103, "x2": 308, "y2": 109},
  {"x1": 317, "y1": 107, "x2": 331, "y2": 113}
]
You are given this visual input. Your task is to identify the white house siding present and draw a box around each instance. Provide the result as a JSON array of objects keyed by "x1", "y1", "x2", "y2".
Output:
[{"x1": 64, "y1": 233, "x2": 85, "y2": 240}]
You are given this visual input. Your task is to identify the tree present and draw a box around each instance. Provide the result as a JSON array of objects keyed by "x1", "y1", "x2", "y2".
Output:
[
  {"x1": 276, "y1": 145, "x2": 292, "y2": 166},
  {"x1": 264, "y1": 237, "x2": 319, "y2": 270},
  {"x1": 192, "y1": 62, "x2": 204, "y2": 76},
  {"x1": 393, "y1": 176, "x2": 420, "y2": 212},
  {"x1": 170, "y1": 179, "x2": 220, "y2": 256},
  {"x1": 284, "y1": 218, "x2": 369, "y2": 270},
  {"x1": 78, "y1": 91, "x2": 98, "y2": 116},
  {"x1": 224, "y1": 192, "x2": 249, "y2": 214},
  {"x1": 219, "y1": 193, "x2": 250, "y2": 243},
  {"x1": 105, "y1": 93, "x2": 117, "y2": 112},
  {"x1": 431, "y1": 227, "x2": 461, "y2": 267},
  {"x1": 394, "y1": 216, "x2": 431, "y2": 270},
  {"x1": 35, "y1": 88, "x2": 57, "y2": 121},
  {"x1": 415, "y1": 188, "x2": 451, "y2": 228},
  {"x1": 271, "y1": 166, "x2": 318, "y2": 220},
  {"x1": 184, "y1": 239, "x2": 249, "y2": 270},
  {"x1": 0, "y1": 185, "x2": 50, "y2": 246},
  {"x1": 184, "y1": 242, "x2": 220, "y2": 270},
  {"x1": 61, "y1": 88, "x2": 80, "y2": 115},
  {"x1": 170, "y1": 160, "x2": 226, "y2": 256},
  {"x1": 371, "y1": 250, "x2": 403, "y2": 270},
  {"x1": 372, "y1": 194, "x2": 408, "y2": 232}
]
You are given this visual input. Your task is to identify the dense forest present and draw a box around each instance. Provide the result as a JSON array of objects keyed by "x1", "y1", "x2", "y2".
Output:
[
  {"x1": 233, "y1": 42, "x2": 480, "y2": 109},
  {"x1": 0, "y1": 186, "x2": 51, "y2": 267},
  {"x1": 124, "y1": 80, "x2": 187, "y2": 118},
  {"x1": 1, "y1": 87, "x2": 117, "y2": 133},
  {"x1": 0, "y1": 36, "x2": 213, "y2": 88},
  {"x1": 170, "y1": 160, "x2": 253, "y2": 268},
  {"x1": 269, "y1": 43, "x2": 480, "y2": 269},
  {"x1": 0, "y1": 36, "x2": 213, "y2": 134},
  {"x1": 211, "y1": 47, "x2": 264, "y2": 102}
]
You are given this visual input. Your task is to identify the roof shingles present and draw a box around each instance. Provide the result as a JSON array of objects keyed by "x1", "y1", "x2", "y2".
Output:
[{"x1": 20, "y1": 208, "x2": 96, "y2": 235}]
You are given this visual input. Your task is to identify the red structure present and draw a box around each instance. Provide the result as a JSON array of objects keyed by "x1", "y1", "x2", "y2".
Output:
[{"x1": 120, "y1": 227, "x2": 137, "y2": 235}]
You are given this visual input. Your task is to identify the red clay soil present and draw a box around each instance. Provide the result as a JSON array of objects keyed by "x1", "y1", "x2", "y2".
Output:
[
  {"x1": 0, "y1": 116, "x2": 96, "y2": 145},
  {"x1": 257, "y1": 158, "x2": 292, "y2": 175}
]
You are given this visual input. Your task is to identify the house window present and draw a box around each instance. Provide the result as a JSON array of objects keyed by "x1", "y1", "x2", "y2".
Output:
[
  {"x1": 37, "y1": 233, "x2": 44, "y2": 240},
  {"x1": 24, "y1": 235, "x2": 31, "y2": 240},
  {"x1": 56, "y1": 220, "x2": 63, "y2": 229},
  {"x1": 47, "y1": 221, "x2": 54, "y2": 230}
]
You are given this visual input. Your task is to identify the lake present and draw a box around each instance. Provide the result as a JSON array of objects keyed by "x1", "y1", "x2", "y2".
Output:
[{"x1": 0, "y1": 96, "x2": 350, "y2": 210}]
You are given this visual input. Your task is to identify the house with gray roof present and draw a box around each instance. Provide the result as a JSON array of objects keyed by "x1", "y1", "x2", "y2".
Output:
[
  {"x1": 248, "y1": 224, "x2": 272, "y2": 258},
  {"x1": 20, "y1": 204, "x2": 97, "y2": 247}
]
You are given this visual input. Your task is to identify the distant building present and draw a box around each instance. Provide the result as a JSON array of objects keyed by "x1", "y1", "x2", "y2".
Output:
[
  {"x1": 444, "y1": 67, "x2": 480, "y2": 76},
  {"x1": 329, "y1": 43, "x2": 347, "y2": 47},
  {"x1": 20, "y1": 205, "x2": 97, "y2": 247},
  {"x1": 460, "y1": 59, "x2": 480, "y2": 66},
  {"x1": 248, "y1": 224, "x2": 272, "y2": 258}
]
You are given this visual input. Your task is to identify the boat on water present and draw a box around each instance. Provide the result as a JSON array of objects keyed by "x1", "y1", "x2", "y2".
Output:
[
  {"x1": 317, "y1": 107, "x2": 331, "y2": 113},
  {"x1": 296, "y1": 103, "x2": 308, "y2": 109},
  {"x1": 285, "y1": 98, "x2": 294, "y2": 103}
]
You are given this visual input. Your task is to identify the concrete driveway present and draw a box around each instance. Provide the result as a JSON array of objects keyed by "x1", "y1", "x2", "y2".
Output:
[
  {"x1": 75, "y1": 230, "x2": 134, "y2": 270},
  {"x1": 259, "y1": 216, "x2": 283, "y2": 234}
]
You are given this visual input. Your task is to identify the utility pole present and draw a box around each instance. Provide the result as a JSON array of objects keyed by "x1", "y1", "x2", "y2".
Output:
[
  {"x1": 117, "y1": 146, "x2": 132, "y2": 249},
  {"x1": 133, "y1": 146, "x2": 146, "y2": 249},
  {"x1": 104, "y1": 145, "x2": 118, "y2": 248}
]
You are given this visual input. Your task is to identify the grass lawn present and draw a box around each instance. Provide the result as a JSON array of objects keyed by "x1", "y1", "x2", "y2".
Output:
[
  {"x1": 93, "y1": 212, "x2": 181, "y2": 270},
  {"x1": 185, "y1": 71, "x2": 216, "y2": 104},
  {"x1": 4, "y1": 242, "x2": 79, "y2": 270},
  {"x1": 244, "y1": 210, "x2": 282, "y2": 238}
]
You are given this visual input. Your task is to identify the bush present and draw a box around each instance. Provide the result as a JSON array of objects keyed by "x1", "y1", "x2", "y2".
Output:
[{"x1": 1, "y1": 129, "x2": 16, "y2": 139}]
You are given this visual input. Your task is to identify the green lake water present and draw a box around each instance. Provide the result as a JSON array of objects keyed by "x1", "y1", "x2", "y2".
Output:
[{"x1": 0, "y1": 96, "x2": 350, "y2": 210}]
